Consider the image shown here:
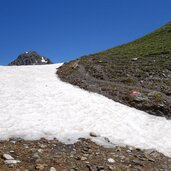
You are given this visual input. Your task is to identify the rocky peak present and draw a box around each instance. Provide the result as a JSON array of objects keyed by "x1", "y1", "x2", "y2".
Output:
[{"x1": 8, "y1": 51, "x2": 53, "y2": 66}]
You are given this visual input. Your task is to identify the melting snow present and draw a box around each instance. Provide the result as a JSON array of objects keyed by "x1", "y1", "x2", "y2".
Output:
[{"x1": 0, "y1": 64, "x2": 171, "y2": 157}]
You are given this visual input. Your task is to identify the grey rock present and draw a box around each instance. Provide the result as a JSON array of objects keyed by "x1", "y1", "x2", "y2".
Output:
[
  {"x1": 107, "y1": 158, "x2": 115, "y2": 164},
  {"x1": 39, "y1": 144, "x2": 47, "y2": 148},
  {"x1": 32, "y1": 152, "x2": 40, "y2": 159},
  {"x1": 81, "y1": 156, "x2": 87, "y2": 161},
  {"x1": 50, "y1": 167, "x2": 57, "y2": 171},
  {"x1": 70, "y1": 169, "x2": 77, "y2": 171},
  {"x1": 108, "y1": 166, "x2": 114, "y2": 170},
  {"x1": 145, "y1": 149, "x2": 160, "y2": 157},
  {"x1": 5, "y1": 159, "x2": 21, "y2": 164},
  {"x1": 87, "y1": 164, "x2": 96, "y2": 171},
  {"x1": 38, "y1": 149, "x2": 43, "y2": 153},
  {"x1": 90, "y1": 132, "x2": 98, "y2": 137},
  {"x1": 132, "y1": 58, "x2": 138, "y2": 61},
  {"x1": 3, "y1": 154, "x2": 14, "y2": 160}
]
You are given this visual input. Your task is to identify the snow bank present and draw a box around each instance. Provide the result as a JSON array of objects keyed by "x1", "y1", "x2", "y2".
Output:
[{"x1": 0, "y1": 64, "x2": 171, "y2": 157}]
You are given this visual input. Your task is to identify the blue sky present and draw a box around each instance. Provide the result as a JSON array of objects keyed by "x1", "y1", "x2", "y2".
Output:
[{"x1": 0, "y1": 0, "x2": 171, "y2": 65}]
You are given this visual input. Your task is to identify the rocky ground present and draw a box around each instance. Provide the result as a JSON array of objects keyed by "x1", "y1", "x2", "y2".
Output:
[
  {"x1": 0, "y1": 138, "x2": 171, "y2": 171},
  {"x1": 57, "y1": 55, "x2": 171, "y2": 118}
]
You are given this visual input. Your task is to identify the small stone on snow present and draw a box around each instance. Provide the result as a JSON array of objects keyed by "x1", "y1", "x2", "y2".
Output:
[{"x1": 90, "y1": 132, "x2": 98, "y2": 137}]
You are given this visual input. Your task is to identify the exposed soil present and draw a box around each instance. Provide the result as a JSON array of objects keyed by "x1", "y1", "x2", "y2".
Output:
[
  {"x1": 0, "y1": 138, "x2": 171, "y2": 171},
  {"x1": 57, "y1": 54, "x2": 171, "y2": 118}
]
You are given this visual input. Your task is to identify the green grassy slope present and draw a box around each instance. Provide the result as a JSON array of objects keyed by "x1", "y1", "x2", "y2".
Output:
[
  {"x1": 57, "y1": 22, "x2": 171, "y2": 118},
  {"x1": 98, "y1": 21, "x2": 171, "y2": 58}
]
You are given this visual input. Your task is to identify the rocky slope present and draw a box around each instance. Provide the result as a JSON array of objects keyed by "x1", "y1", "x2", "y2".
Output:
[
  {"x1": 8, "y1": 51, "x2": 53, "y2": 66},
  {"x1": 0, "y1": 138, "x2": 171, "y2": 171},
  {"x1": 57, "y1": 22, "x2": 171, "y2": 118}
]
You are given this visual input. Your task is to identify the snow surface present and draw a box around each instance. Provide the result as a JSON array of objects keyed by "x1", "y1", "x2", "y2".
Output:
[{"x1": 0, "y1": 64, "x2": 171, "y2": 157}]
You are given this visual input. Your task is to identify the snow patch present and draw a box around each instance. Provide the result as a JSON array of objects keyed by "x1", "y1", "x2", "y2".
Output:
[
  {"x1": 0, "y1": 64, "x2": 171, "y2": 157},
  {"x1": 41, "y1": 57, "x2": 47, "y2": 63}
]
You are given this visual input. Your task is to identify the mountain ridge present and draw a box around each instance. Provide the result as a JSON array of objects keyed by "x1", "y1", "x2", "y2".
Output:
[
  {"x1": 57, "y1": 21, "x2": 171, "y2": 118},
  {"x1": 8, "y1": 51, "x2": 53, "y2": 66}
]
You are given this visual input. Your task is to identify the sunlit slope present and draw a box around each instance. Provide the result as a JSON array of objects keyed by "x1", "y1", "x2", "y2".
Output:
[{"x1": 58, "y1": 22, "x2": 171, "y2": 117}]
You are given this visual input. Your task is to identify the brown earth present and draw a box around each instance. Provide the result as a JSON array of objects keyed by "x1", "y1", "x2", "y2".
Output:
[
  {"x1": 57, "y1": 55, "x2": 171, "y2": 118},
  {"x1": 0, "y1": 138, "x2": 171, "y2": 171}
]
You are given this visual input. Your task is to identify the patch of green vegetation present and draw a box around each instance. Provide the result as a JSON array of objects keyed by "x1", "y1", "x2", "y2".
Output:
[
  {"x1": 78, "y1": 22, "x2": 171, "y2": 92},
  {"x1": 165, "y1": 80, "x2": 171, "y2": 86},
  {"x1": 120, "y1": 77, "x2": 136, "y2": 84},
  {"x1": 152, "y1": 93, "x2": 164, "y2": 103}
]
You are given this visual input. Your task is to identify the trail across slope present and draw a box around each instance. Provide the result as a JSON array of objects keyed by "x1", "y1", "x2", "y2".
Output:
[{"x1": 0, "y1": 64, "x2": 171, "y2": 157}]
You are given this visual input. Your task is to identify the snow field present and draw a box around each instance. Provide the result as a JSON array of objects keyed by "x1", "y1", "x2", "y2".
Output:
[{"x1": 0, "y1": 64, "x2": 171, "y2": 157}]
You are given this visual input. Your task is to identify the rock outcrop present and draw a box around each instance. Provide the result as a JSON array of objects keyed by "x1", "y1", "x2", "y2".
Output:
[{"x1": 8, "y1": 51, "x2": 53, "y2": 66}]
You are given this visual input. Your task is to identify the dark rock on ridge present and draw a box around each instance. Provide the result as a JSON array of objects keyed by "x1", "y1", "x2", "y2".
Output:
[{"x1": 8, "y1": 51, "x2": 53, "y2": 66}]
